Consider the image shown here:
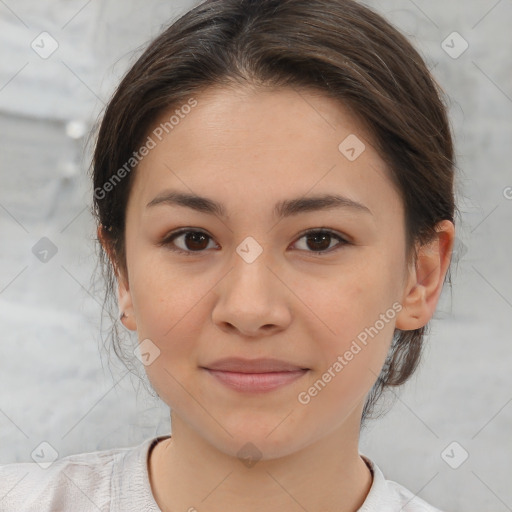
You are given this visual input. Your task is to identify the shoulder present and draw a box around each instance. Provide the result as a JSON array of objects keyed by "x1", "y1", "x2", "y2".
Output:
[
  {"x1": 0, "y1": 437, "x2": 162, "y2": 512},
  {"x1": 359, "y1": 455, "x2": 444, "y2": 512}
]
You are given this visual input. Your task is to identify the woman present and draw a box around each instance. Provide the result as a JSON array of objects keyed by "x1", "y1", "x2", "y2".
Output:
[{"x1": 0, "y1": 0, "x2": 455, "y2": 510}]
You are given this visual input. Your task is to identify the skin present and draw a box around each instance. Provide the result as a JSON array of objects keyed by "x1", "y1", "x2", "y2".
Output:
[{"x1": 98, "y1": 85, "x2": 454, "y2": 512}]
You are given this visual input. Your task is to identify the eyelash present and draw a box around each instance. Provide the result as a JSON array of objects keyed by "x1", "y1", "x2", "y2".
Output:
[{"x1": 159, "y1": 228, "x2": 350, "y2": 257}]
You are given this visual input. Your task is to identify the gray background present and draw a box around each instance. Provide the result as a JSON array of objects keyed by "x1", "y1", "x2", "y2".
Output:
[{"x1": 0, "y1": 1, "x2": 511, "y2": 511}]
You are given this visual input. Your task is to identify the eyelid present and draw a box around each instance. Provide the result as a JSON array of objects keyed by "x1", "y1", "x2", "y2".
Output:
[
  {"x1": 291, "y1": 228, "x2": 350, "y2": 255},
  {"x1": 159, "y1": 227, "x2": 350, "y2": 256},
  {"x1": 293, "y1": 227, "x2": 351, "y2": 245},
  {"x1": 158, "y1": 228, "x2": 217, "y2": 256}
]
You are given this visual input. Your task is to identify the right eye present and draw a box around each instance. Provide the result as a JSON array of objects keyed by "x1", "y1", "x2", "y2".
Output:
[{"x1": 159, "y1": 229, "x2": 218, "y2": 256}]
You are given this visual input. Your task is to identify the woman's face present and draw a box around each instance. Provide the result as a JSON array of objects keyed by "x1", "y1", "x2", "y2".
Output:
[{"x1": 115, "y1": 85, "x2": 418, "y2": 459}]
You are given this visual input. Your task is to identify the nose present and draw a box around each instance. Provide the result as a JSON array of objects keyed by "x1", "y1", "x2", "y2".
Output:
[{"x1": 211, "y1": 250, "x2": 292, "y2": 338}]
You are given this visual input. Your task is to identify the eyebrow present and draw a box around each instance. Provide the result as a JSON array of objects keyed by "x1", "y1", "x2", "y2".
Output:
[{"x1": 146, "y1": 190, "x2": 373, "y2": 219}]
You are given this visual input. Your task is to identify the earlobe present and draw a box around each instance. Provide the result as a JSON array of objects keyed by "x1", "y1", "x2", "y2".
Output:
[
  {"x1": 118, "y1": 279, "x2": 137, "y2": 331},
  {"x1": 395, "y1": 220, "x2": 455, "y2": 331},
  {"x1": 97, "y1": 225, "x2": 137, "y2": 331}
]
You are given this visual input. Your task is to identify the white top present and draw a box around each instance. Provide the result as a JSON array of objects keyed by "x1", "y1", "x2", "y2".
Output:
[{"x1": 0, "y1": 435, "x2": 443, "y2": 511}]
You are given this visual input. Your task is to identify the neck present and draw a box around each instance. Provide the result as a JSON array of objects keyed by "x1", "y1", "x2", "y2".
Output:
[{"x1": 149, "y1": 411, "x2": 373, "y2": 512}]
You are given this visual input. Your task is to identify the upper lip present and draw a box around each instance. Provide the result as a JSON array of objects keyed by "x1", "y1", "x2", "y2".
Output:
[{"x1": 202, "y1": 357, "x2": 308, "y2": 373}]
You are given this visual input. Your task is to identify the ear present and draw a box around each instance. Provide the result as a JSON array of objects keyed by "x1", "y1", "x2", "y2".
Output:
[
  {"x1": 395, "y1": 220, "x2": 455, "y2": 330},
  {"x1": 97, "y1": 225, "x2": 137, "y2": 331}
]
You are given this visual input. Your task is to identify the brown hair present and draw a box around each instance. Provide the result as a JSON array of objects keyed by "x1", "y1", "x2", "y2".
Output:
[{"x1": 89, "y1": 0, "x2": 456, "y2": 425}]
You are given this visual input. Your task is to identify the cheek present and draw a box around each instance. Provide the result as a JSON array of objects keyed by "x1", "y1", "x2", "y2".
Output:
[
  {"x1": 299, "y1": 253, "x2": 400, "y2": 393},
  {"x1": 307, "y1": 254, "x2": 399, "y2": 340},
  {"x1": 133, "y1": 264, "x2": 211, "y2": 404},
  {"x1": 129, "y1": 257, "x2": 223, "y2": 397},
  {"x1": 130, "y1": 250, "x2": 214, "y2": 339},
  {"x1": 298, "y1": 286, "x2": 397, "y2": 418},
  {"x1": 297, "y1": 344, "x2": 385, "y2": 425}
]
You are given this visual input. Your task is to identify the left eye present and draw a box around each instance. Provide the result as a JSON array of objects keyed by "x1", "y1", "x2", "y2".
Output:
[
  {"x1": 293, "y1": 230, "x2": 349, "y2": 254},
  {"x1": 160, "y1": 229, "x2": 349, "y2": 256}
]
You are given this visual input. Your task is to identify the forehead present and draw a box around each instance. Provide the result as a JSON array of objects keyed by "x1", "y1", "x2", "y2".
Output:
[{"x1": 128, "y1": 85, "x2": 402, "y2": 223}]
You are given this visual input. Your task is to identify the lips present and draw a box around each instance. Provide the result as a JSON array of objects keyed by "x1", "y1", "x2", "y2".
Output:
[
  {"x1": 200, "y1": 357, "x2": 309, "y2": 393},
  {"x1": 201, "y1": 357, "x2": 309, "y2": 373}
]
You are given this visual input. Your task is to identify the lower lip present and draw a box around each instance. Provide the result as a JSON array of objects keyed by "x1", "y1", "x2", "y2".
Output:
[{"x1": 204, "y1": 368, "x2": 308, "y2": 393}]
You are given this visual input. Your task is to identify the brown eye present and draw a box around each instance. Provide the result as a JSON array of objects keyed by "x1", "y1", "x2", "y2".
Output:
[
  {"x1": 180, "y1": 231, "x2": 210, "y2": 251},
  {"x1": 293, "y1": 230, "x2": 349, "y2": 255},
  {"x1": 161, "y1": 229, "x2": 217, "y2": 255},
  {"x1": 160, "y1": 228, "x2": 349, "y2": 257}
]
